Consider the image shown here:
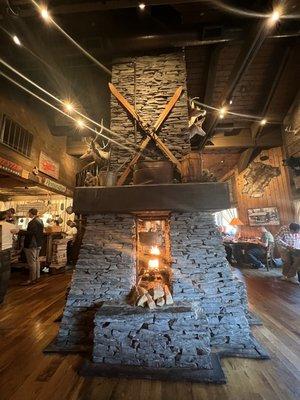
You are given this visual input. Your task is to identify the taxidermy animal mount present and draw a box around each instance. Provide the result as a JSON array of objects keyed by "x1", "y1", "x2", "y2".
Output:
[
  {"x1": 187, "y1": 97, "x2": 207, "y2": 139},
  {"x1": 243, "y1": 161, "x2": 280, "y2": 198},
  {"x1": 80, "y1": 121, "x2": 110, "y2": 166}
]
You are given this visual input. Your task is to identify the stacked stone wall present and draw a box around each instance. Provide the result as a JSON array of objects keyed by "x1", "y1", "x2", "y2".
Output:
[
  {"x1": 93, "y1": 303, "x2": 211, "y2": 369},
  {"x1": 56, "y1": 211, "x2": 256, "y2": 357},
  {"x1": 170, "y1": 212, "x2": 253, "y2": 349},
  {"x1": 110, "y1": 52, "x2": 190, "y2": 172},
  {"x1": 56, "y1": 214, "x2": 135, "y2": 348}
]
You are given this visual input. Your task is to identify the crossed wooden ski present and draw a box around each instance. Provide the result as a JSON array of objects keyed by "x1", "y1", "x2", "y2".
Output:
[{"x1": 109, "y1": 83, "x2": 183, "y2": 186}]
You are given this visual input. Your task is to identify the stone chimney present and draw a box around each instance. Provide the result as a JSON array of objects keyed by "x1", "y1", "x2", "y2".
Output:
[{"x1": 110, "y1": 51, "x2": 191, "y2": 171}]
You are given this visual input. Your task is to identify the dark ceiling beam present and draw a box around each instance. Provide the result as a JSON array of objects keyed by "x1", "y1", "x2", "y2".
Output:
[
  {"x1": 208, "y1": 129, "x2": 282, "y2": 149},
  {"x1": 200, "y1": 19, "x2": 282, "y2": 150},
  {"x1": 2, "y1": 0, "x2": 203, "y2": 17},
  {"x1": 251, "y1": 46, "x2": 291, "y2": 143},
  {"x1": 283, "y1": 89, "x2": 300, "y2": 127},
  {"x1": 236, "y1": 46, "x2": 291, "y2": 173},
  {"x1": 203, "y1": 43, "x2": 223, "y2": 105},
  {"x1": 6, "y1": 28, "x2": 298, "y2": 73}
]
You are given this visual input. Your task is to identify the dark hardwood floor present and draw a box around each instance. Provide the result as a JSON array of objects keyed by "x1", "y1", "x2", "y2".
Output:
[{"x1": 0, "y1": 268, "x2": 299, "y2": 400}]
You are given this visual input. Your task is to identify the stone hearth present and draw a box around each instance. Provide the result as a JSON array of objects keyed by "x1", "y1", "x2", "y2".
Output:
[{"x1": 53, "y1": 201, "x2": 267, "y2": 378}]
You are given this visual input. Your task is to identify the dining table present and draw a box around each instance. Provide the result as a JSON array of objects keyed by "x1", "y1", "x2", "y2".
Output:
[{"x1": 223, "y1": 238, "x2": 264, "y2": 267}]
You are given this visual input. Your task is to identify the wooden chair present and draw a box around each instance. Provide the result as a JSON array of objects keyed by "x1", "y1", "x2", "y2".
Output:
[{"x1": 266, "y1": 243, "x2": 275, "y2": 271}]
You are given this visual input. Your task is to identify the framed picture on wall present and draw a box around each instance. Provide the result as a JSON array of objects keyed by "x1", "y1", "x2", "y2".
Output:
[{"x1": 248, "y1": 207, "x2": 280, "y2": 226}]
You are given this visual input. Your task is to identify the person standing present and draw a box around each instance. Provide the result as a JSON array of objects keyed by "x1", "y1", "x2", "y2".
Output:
[
  {"x1": 22, "y1": 208, "x2": 44, "y2": 285},
  {"x1": 0, "y1": 214, "x2": 19, "y2": 302},
  {"x1": 275, "y1": 223, "x2": 300, "y2": 285},
  {"x1": 0, "y1": 208, "x2": 15, "y2": 222}
]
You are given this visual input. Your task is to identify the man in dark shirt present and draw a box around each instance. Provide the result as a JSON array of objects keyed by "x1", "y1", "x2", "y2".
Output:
[{"x1": 22, "y1": 208, "x2": 44, "y2": 285}]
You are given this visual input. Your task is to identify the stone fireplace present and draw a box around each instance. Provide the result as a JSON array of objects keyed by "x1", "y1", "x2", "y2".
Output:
[{"x1": 52, "y1": 51, "x2": 267, "y2": 382}]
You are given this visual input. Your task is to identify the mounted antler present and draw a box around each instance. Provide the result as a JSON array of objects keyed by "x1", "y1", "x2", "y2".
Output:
[{"x1": 80, "y1": 119, "x2": 110, "y2": 164}]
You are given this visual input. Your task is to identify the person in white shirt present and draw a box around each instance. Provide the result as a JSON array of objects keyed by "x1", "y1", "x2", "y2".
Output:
[
  {"x1": 0, "y1": 215, "x2": 19, "y2": 303},
  {"x1": 275, "y1": 223, "x2": 300, "y2": 285},
  {"x1": 0, "y1": 217, "x2": 19, "y2": 251}
]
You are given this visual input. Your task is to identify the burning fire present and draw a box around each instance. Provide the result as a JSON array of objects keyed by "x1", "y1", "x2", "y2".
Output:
[
  {"x1": 150, "y1": 246, "x2": 160, "y2": 256},
  {"x1": 148, "y1": 259, "x2": 159, "y2": 269}
]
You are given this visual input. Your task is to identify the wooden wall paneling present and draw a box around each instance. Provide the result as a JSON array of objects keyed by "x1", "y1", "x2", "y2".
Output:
[{"x1": 234, "y1": 147, "x2": 294, "y2": 237}]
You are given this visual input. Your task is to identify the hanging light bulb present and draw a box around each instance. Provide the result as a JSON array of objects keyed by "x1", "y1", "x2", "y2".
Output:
[
  {"x1": 219, "y1": 106, "x2": 227, "y2": 119},
  {"x1": 12, "y1": 35, "x2": 21, "y2": 46},
  {"x1": 139, "y1": 3, "x2": 146, "y2": 10},
  {"x1": 260, "y1": 118, "x2": 267, "y2": 126},
  {"x1": 63, "y1": 101, "x2": 74, "y2": 113},
  {"x1": 40, "y1": 7, "x2": 50, "y2": 21},
  {"x1": 269, "y1": 7, "x2": 282, "y2": 25},
  {"x1": 76, "y1": 119, "x2": 85, "y2": 129}
]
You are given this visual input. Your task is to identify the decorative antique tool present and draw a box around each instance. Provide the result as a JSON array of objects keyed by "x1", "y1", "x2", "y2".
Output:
[{"x1": 109, "y1": 83, "x2": 183, "y2": 185}]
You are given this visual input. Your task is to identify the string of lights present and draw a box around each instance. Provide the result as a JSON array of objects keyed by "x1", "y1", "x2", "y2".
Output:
[
  {"x1": 1, "y1": 26, "x2": 281, "y2": 129},
  {"x1": 193, "y1": 100, "x2": 278, "y2": 126},
  {"x1": 0, "y1": 57, "x2": 150, "y2": 154},
  {"x1": 0, "y1": 0, "x2": 296, "y2": 145},
  {"x1": 30, "y1": 0, "x2": 112, "y2": 76},
  {"x1": 0, "y1": 70, "x2": 151, "y2": 157},
  {"x1": 23, "y1": 2, "x2": 287, "y2": 127},
  {"x1": 208, "y1": 1, "x2": 300, "y2": 20}
]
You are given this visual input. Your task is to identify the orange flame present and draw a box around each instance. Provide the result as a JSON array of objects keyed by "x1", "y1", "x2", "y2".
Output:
[
  {"x1": 150, "y1": 246, "x2": 160, "y2": 256},
  {"x1": 148, "y1": 259, "x2": 159, "y2": 269}
]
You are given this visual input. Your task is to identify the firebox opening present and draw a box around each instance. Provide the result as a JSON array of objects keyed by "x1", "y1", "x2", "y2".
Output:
[{"x1": 129, "y1": 213, "x2": 174, "y2": 308}]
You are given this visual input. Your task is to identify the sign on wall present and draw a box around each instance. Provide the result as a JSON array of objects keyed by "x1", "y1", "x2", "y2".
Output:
[
  {"x1": 39, "y1": 151, "x2": 59, "y2": 180},
  {"x1": 43, "y1": 178, "x2": 66, "y2": 193},
  {"x1": 0, "y1": 156, "x2": 23, "y2": 176},
  {"x1": 248, "y1": 207, "x2": 280, "y2": 226},
  {"x1": 16, "y1": 202, "x2": 46, "y2": 215}
]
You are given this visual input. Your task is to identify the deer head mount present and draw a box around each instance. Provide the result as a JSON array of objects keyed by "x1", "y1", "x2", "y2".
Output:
[{"x1": 80, "y1": 121, "x2": 111, "y2": 164}]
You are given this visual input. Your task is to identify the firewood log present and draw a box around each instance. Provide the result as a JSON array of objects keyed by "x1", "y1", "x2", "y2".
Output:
[
  {"x1": 156, "y1": 297, "x2": 165, "y2": 307},
  {"x1": 164, "y1": 285, "x2": 174, "y2": 305},
  {"x1": 137, "y1": 286, "x2": 147, "y2": 296},
  {"x1": 145, "y1": 293, "x2": 156, "y2": 309},
  {"x1": 152, "y1": 285, "x2": 165, "y2": 300},
  {"x1": 137, "y1": 294, "x2": 148, "y2": 307}
]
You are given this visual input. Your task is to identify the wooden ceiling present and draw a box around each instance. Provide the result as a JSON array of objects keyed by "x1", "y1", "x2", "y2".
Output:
[
  {"x1": 0, "y1": 174, "x2": 52, "y2": 200},
  {"x1": 0, "y1": 0, "x2": 299, "y2": 171}
]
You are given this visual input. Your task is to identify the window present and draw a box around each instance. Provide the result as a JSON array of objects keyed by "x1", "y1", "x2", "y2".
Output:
[
  {"x1": 215, "y1": 207, "x2": 238, "y2": 235},
  {"x1": 0, "y1": 114, "x2": 33, "y2": 157}
]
